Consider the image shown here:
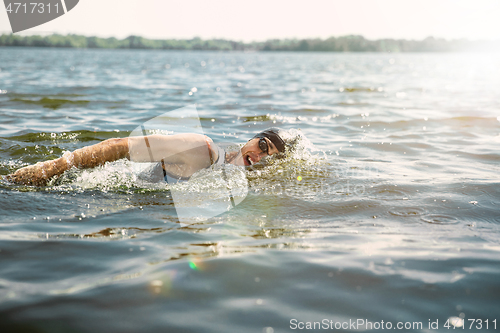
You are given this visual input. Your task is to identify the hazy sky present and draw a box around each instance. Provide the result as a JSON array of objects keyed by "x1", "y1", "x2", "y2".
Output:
[{"x1": 1, "y1": 0, "x2": 500, "y2": 41}]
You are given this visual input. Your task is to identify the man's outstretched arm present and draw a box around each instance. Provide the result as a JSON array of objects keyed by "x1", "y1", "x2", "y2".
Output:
[
  {"x1": 7, "y1": 138, "x2": 130, "y2": 186},
  {"x1": 7, "y1": 133, "x2": 214, "y2": 186}
]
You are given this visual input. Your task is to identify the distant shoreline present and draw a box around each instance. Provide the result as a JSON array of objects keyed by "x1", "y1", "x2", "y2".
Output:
[{"x1": 0, "y1": 34, "x2": 498, "y2": 52}]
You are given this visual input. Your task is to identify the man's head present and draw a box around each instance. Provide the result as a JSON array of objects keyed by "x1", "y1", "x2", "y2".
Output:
[{"x1": 239, "y1": 128, "x2": 286, "y2": 166}]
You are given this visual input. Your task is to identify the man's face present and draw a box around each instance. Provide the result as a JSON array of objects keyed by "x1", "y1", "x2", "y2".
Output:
[{"x1": 236, "y1": 137, "x2": 280, "y2": 166}]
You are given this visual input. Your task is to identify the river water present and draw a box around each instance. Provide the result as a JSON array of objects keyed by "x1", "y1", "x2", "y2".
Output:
[{"x1": 1, "y1": 48, "x2": 499, "y2": 332}]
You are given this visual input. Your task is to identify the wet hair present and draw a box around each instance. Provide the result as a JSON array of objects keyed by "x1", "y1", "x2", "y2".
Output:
[{"x1": 252, "y1": 127, "x2": 286, "y2": 153}]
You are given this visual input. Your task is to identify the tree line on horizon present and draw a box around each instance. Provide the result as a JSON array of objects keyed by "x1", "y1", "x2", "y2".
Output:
[{"x1": 0, "y1": 33, "x2": 497, "y2": 52}]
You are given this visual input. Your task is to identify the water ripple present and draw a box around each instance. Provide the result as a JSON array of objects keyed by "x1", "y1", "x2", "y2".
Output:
[{"x1": 420, "y1": 214, "x2": 459, "y2": 225}]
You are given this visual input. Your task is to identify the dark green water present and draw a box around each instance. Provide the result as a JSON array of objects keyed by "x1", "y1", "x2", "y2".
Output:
[{"x1": 1, "y1": 48, "x2": 499, "y2": 332}]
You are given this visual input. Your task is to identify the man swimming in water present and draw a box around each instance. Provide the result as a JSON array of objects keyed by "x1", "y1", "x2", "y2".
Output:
[{"x1": 7, "y1": 128, "x2": 286, "y2": 186}]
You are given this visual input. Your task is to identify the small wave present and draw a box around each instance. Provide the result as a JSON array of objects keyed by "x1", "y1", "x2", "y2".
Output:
[
  {"x1": 241, "y1": 115, "x2": 273, "y2": 123},
  {"x1": 444, "y1": 116, "x2": 500, "y2": 127},
  {"x1": 5, "y1": 130, "x2": 129, "y2": 143},
  {"x1": 40, "y1": 226, "x2": 168, "y2": 240},
  {"x1": 446, "y1": 150, "x2": 500, "y2": 162},
  {"x1": 8, "y1": 92, "x2": 87, "y2": 98},
  {"x1": 10, "y1": 97, "x2": 90, "y2": 110}
]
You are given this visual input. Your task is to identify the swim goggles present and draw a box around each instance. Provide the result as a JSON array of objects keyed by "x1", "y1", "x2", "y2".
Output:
[{"x1": 258, "y1": 137, "x2": 270, "y2": 155}]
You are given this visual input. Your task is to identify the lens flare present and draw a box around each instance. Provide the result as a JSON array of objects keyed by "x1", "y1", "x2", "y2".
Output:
[{"x1": 148, "y1": 270, "x2": 176, "y2": 296}]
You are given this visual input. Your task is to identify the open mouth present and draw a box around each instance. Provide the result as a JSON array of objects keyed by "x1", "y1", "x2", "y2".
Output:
[{"x1": 245, "y1": 155, "x2": 254, "y2": 166}]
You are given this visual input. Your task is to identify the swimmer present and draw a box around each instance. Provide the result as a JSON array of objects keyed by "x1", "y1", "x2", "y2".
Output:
[{"x1": 6, "y1": 128, "x2": 287, "y2": 186}]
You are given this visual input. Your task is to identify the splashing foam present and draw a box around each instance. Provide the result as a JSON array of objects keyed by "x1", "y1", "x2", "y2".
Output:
[{"x1": 50, "y1": 159, "x2": 158, "y2": 193}]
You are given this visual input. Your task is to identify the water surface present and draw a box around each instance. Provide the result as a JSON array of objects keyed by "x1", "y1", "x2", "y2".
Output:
[{"x1": 1, "y1": 48, "x2": 500, "y2": 332}]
